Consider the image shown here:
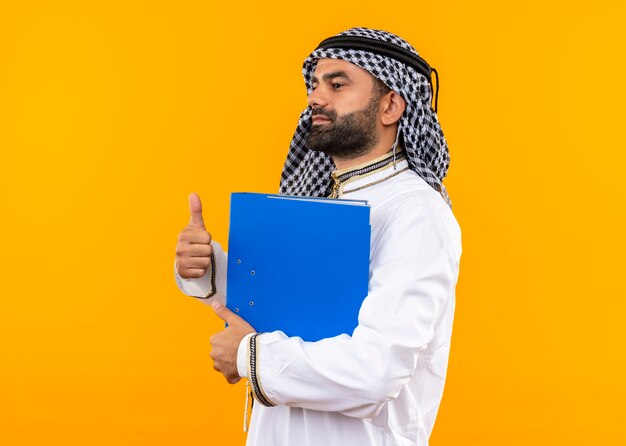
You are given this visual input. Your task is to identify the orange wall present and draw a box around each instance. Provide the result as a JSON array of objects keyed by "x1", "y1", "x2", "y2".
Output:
[{"x1": 1, "y1": 1, "x2": 625, "y2": 445}]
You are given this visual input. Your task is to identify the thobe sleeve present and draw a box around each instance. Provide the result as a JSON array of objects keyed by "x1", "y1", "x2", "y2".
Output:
[
  {"x1": 174, "y1": 240, "x2": 228, "y2": 304},
  {"x1": 245, "y1": 197, "x2": 460, "y2": 418}
]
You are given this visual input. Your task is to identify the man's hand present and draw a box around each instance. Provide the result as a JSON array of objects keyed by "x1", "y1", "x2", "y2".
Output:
[
  {"x1": 175, "y1": 192, "x2": 213, "y2": 279},
  {"x1": 210, "y1": 302, "x2": 256, "y2": 384}
]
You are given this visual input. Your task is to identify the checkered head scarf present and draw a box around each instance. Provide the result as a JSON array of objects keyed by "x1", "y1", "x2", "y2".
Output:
[{"x1": 279, "y1": 27, "x2": 451, "y2": 206}]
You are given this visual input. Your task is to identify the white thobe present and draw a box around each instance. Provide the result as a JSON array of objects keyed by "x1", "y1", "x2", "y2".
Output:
[{"x1": 176, "y1": 153, "x2": 462, "y2": 446}]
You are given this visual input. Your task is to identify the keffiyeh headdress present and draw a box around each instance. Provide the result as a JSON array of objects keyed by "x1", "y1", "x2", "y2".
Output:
[{"x1": 279, "y1": 27, "x2": 451, "y2": 206}]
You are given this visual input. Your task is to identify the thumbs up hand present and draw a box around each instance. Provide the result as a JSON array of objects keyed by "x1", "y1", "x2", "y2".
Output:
[{"x1": 175, "y1": 192, "x2": 214, "y2": 279}]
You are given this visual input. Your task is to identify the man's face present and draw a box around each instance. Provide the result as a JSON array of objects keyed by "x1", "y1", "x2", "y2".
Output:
[{"x1": 306, "y1": 59, "x2": 382, "y2": 159}]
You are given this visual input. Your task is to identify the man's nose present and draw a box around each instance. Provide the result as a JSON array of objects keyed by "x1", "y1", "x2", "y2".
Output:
[{"x1": 307, "y1": 86, "x2": 328, "y2": 109}]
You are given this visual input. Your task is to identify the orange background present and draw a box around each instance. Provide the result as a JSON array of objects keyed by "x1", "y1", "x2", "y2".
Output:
[{"x1": 1, "y1": 1, "x2": 625, "y2": 445}]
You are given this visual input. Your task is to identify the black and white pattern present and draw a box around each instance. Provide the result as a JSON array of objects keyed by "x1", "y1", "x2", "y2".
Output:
[{"x1": 279, "y1": 27, "x2": 452, "y2": 206}]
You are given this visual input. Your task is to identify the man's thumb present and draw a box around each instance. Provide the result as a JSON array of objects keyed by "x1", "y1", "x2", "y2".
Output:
[
  {"x1": 212, "y1": 302, "x2": 237, "y2": 324},
  {"x1": 189, "y1": 192, "x2": 205, "y2": 228}
]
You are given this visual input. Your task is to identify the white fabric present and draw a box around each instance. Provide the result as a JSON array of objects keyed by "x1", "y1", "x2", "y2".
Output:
[
  {"x1": 237, "y1": 333, "x2": 254, "y2": 378},
  {"x1": 176, "y1": 158, "x2": 462, "y2": 446}
]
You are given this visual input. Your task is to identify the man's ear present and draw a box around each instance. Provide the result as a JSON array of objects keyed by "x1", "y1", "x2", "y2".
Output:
[{"x1": 381, "y1": 92, "x2": 406, "y2": 126}]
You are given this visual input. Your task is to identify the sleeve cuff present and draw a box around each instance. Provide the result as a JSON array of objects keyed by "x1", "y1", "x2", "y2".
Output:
[
  {"x1": 237, "y1": 333, "x2": 254, "y2": 378},
  {"x1": 247, "y1": 333, "x2": 276, "y2": 407},
  {"x1": 174, "y1": 254, "x2": 217, "y2": 298}
]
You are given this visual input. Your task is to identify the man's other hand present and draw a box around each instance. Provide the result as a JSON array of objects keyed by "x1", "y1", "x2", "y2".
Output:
[
  {"x1": 175, "y1": 192, "x2": 213, "y2": 279},
  {"x1": 210, "y1": 302, "x2": 256, "y2": 384}
]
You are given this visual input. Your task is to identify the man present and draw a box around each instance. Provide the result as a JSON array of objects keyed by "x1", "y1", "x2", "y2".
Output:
[{"x1": 175, "y1": 27, "x2": 461, "y2": 446}]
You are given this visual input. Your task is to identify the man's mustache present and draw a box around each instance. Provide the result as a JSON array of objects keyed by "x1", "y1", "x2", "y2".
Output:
[{"x1": 311, "y1": 108, "x2": 337, "y2": 121}]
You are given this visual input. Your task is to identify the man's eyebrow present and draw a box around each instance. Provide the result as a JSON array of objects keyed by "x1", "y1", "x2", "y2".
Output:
[{"x1": 311, "y1": 71, "x2": 352, "y2": 83}]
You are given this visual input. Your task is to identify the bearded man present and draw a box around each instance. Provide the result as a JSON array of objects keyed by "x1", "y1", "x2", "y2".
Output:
[{"x1": 174, "y1": 27, "x2": 462, "y2": 446}]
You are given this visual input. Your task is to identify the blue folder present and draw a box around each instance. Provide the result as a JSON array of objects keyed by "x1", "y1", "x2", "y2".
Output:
[{"x1": 226, "y1": 193, "x2": 371, "y2": 342}]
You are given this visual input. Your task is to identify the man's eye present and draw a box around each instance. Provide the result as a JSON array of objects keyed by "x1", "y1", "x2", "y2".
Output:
[{"x1": 332, "y1": 83, "x2": 343, "y2": 90}]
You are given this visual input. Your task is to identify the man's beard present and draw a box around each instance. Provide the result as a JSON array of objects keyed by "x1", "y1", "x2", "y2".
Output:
[{"x1": 306, "y1": 96, "x2": 380, "y2": 159}]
